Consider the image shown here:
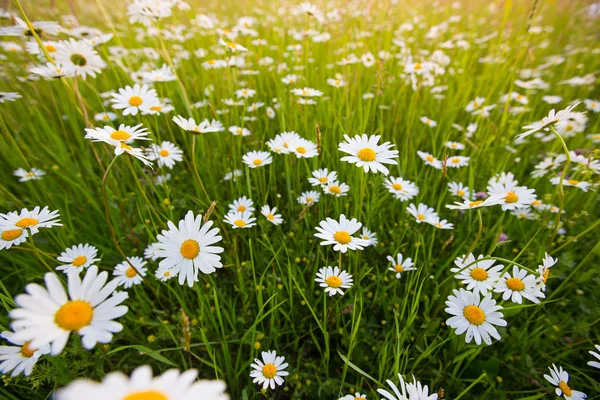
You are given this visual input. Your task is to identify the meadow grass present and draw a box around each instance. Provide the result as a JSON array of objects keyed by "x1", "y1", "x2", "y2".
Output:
[{"x1": 0, "y1": 0, "x2": 599, "y2": 399}]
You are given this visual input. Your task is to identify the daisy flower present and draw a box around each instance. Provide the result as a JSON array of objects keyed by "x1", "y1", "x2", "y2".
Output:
[
  {"x1": 235, "y1": 88, "x2": 256, "y2": 98},
  {"x1": 0, "y1": 225, "x2": 29, "y2": 250},
  {"x1": 291, "y1": 87, "x2": 323, "y2": 97},
  {"x1": 9, "y1": 266, "x2": 128, "y2": 355},
  {"x1": 549, "y1": 177, "x2": 592, "y2": 192},
  {"x1": 536, "y1": 252, "x2": 557, "y2": 291},
  {"x1": 13, "y1": 167, "x2": 45, "y2": 182},
  {"x1": 56, "y1": 243, "x2": 100, "y2": 274},
  {"x1": 54, "y1": 39, "x2": 105, "y2": 79},
  {"x1": 223, "y1": 212, "x2": 257, "y2": 229},
  {"x1": 338, "y1": 134, "x2": 399, "y2": 175},
  {"x1": 94, "y1": 111, "x2": 117, "y2": 122},
  {"x1": 314, "y1": 214, "x2": 369, "y2": 253},
  {"x1": 446, "y1": 156, "x2": 470, "y2": 168},
  {"x1": 261, "y1": 205, "x2": 283, "y2": 225},
  {"x1": 339, "y1": 393, "x2": 369, "y2": 400},
  {"x1": 0, "y1": 17, "x2": 61, "y2": 37},
  {"x1": 453, "y1": 254, "x2": 502, "y2": 295},
  {"x1": 378, "y1": 373, "x2": 408, "y2": 400},
  {"x1": 448, "y1": 182, "x2": 471, "y2": 198},
  {"x1": 405, "y1": 375, "x2": 438, "y2": 400},
  {"x1": 0, "y1": 92, "x2": 22, "y2": 103},
  {"x1": 146, "y1": 141, "x2": 183, "y2": 169},
  {"x1": 384, "y1": 176, "x2": 419, "y2": 201},
  {"x1": 406, "y1": 203, "x2": 438, "y2": 224},
  {"x1": 297, "y1": 190, "x2": 320, "y2": 205},
  {"x1": 487, "y1": 183, "x2": 537, "y2": 211},
  {"x1": 325, "y1": 180, "x2": 350, "y2": 197},
  {"x1": 172, "y1": 116, "x2": 223, "y2": 134},
  {"x1": 110, "y1": 83, "x2": 160, "y2": 116},
  {"x1": 0, "y1": 206, "x2": 61, "y2": 236},
  {"x1": 494, "y1": 266, "x2": 544, "y2": 304},
  {"x1": 543, "y1": 364, "x2": 587, "y2": 400},
  {"x1": 308, "y1": 168, "x2": 338, "y2": 187},
  {"x1": 229, "y1": 125, "x2": 251, "y2": 137},
  {"x1": 445, "y1": 141, "x2": 465, "y2": 150},
  {"x1": 444, "y1": 288, "x2": 507, "y2": 345},
  {"x1": 360, "y1": 227, "x2": 378, "y2": 246},
  {"x1": 242, "y1": 150, "x2": 273, "y2": 168},
  {"x1": 518, "y1": 103, "x2": 584, "y2": 140},
  {"x1": 141, "y1": 64, "x2": 176, "y2": 83},
  {"x1": 465, "y1": 97, "x2": 486, "y2": 112},
  {"x1": 55, "y1": 365, "x2": 229, "y2": 400},
  {"x1": 144, "y1": 242, "x2": 161, "y2": 261},
  {"x1": 155, "y1": 211, "x2": 224, "y2": 287},
  {"x1": 417, "y1": 151, "x2": 442, "y2": 169},
  {"x1": 289, "y1": 138, "x2": 319, "y2": 158},
  {"x1": 249, "y1": 350, "x2": 289, "y2": 390},
  {"x1": 0, "y1": 331, "x2": 50, "y2": 377},
  {"x1": 229, "y1": 196, "x2": 255, "y2": 214},
  {"x1": 315, "y1": 266, "x2": 353, "y2": 296},
  {"x1": 29, "y1": 62, "x2": 74, "y2": 79},
  {"x1": 113, "y1": 257, "x2": 147, "y2": 288},
  {"x1": 420, "y1": 116, "x2": 437, "y2": 127},
  {"x1": 84, "y1": 125, "x2": 153, "y2": 166},
  {"x1": 588, "y1": 345, "x2": 600, "y2": 369},
  {"x1": 387, "y1": 253, "x2": 416, "y2": 279},
  {"x1": 429, "y1": 217, "x2": 454, "y2": 230},
  {"x1": 446, "y1": 197, "x2": 499, "y2": 210}
]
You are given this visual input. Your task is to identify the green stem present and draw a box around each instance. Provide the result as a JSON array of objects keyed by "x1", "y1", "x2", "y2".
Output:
[{"x1": 549, "y1": 125, "x2": 571, "y2": 242}]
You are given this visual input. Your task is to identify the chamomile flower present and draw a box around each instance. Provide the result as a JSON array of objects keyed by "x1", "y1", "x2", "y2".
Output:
[
  {"x1": 235, "y1": 88, "x2": 256, "y2": 98},
  {"x1": 339, "y1": 393, "x2": 368, "y2": 400},
  {"x1": 405, "y1": 375, "x2": 438, "y2": 400},
  {"x1": 0, "y1": 17, "x2": 61, "y2": 37},
  {"x1": 446, "y1": 156, "x2": 470, "y2": 168},
  {"x1": 429, "y1": 216, "x2": 454, "y2": 230},
  {"x1": 549, "y1": 177, "x2": 592, "y2": 192},
  {"x1": 493, "y1": 266, "x2": 544, "y2": 304},
  {"x1": 242, "y1": 150, "x2": 273, "y2": 168},
  {"x1": 172, "y1": 115, "x2": 222, "y2": 134},
  {"x1": 308, "y1": 168, "x2": 338, "y2": 186},
  {"x1": 229, "y1": 196, "x2": 255, "y2": 214},
  {"x1": 155, "y1": 211, "x2": 224, "y2": 287},
  {"x1": 249, "y1": 350, "x2": 289, "y2": 390},
  {"x1": 289, "y1": 138, "x2": 319, "y2": 158},
  {"x1": 487, "y1": 183, "x2": 537, "y2": 211},
  {"x1": 448, "y1": 182, "x2": 471, "y2": 198},
  {"x1": 144, "y1": 242, "x2": 161, "y2": 261},
  {"x1": 588, "y1": 345, "x2": 600, "y2": 369},
  {"x1": 543, "y1": 364, "x2": 587, "y2": 400},
  {"x1": 110, "y1": 83, "x2": 160, "y2": 116},
  {"x1": 445, "y1": 141, "x2": 465, "y2": 151},
  {"x1": 536, "y1": 252, "x2": 557, "y2": 291},
  {"x1": 0, "y1": 92, "x2": 22, "y2": 103},
  {"x1": 444, "y1": 288, "x2": 507, "y2": 345},
  {"x1": 314, "y1": 214, "x2": 369, "y2": 253},
  {"x1": 55, "y1": 365, "x2": 230, "y2": 400},
  {"x1": 145, "y1": 141, "x2": 183, "y2": 169},
  {"x1": 93, "y1": 111, "x2": 117, "y2": 122},
  {"x1": 229, "y1": 125, "x2": 251, "y2": 137},
  {"x1": 384, "y1": 177, "x2": 419, "y2": 201},
  {"x1": 406, "y1": 203, "x2": 438, "y2": 224},
  {"x1": 0, "y1": 206, "x2": 62, "y2": 235},
  {"x1": 519, "y1": 103, "x2": 584, "y2": 139},
  {"x1": 56, "y1": 244, "x2": 100, "y2": 274},
  {"x1": 338, "y1": 134, "x2": 399, "y2": 175},
  {"x1": 325, "y1": 180, "x2": 350, "y2": 197},
  {"x1": 13, "y1": 167, "x2": 45, "y2": 182},
  {"x1": 141, "y1": 63, "x2": 176, "y2": 83},
  {"x1": 377, "y1": 373, "x2": 408, "y2": 400},
  {"x1": 446, "y1": 197, "x2": 499, "y2": 210},
  {"x1": 387, "y1": 253, "x2": 416, "y2": 279},
  {"x1": 297, "y1": 191, "x2": 321, "y2": 205},
  {"x1": 113, "y1": 257, "x2": 147, "y2": 288},
  {"x1": 291, "y1": 87, "x2": 322, "y2": 97},
  {"x1": 9, "y1": 266, "x2": 128, "y2": 355},
  {"x1": 511, "y1": 208, "x2": 537, "y2": 220},
  {"x1": 261, "y1": 205, "x2": 283, "y2": 225},
  {"x1": 0, "y1": 225, "x2": 29, "y2": 250},
  {"x1": 54, "y1": 39, "x2": 105, "y2": 79},
  {"x1": 84, "y1": 124, "x2": 153, "y2": 166},
  {"x1": 223, "y1": 212, "x2": 257, "y2": 229},
  {"x1": 315, "y1": 266, "x2": 353, "y2": 296},
  {"x1": 0, "y1": 331, "x2": 50, "y2": 377},
  {"x1": 420, "y1": 116, "x2": 437, "y2": 127},
  {"x1": 29, "y1": 62, "x2": 74, "y2": 79},
  {"x1": 360, "y1": 227, "x2": 378, "y2": 246},
  {"x1": 417, "y1": 151, "x2": 443, "y2": 169}
]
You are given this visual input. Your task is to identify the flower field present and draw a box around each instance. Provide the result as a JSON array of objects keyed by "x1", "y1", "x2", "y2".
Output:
[{"x1": 0, "y1": 0, "x2": 599, "y2": 399}]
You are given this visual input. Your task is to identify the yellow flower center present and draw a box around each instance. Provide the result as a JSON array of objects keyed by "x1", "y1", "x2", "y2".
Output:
[
  {"x1": 414, "y1": 63, "x2": 422, "y2": 70},
  {"x1": 357, "y1": 148, "x2": 376, "y2": 162},
  {"x1": 123, "y1": 391, "x2": 168, "y2": 400},
  {"x1": 125, "y1": 267, "x2": 137, "y2": 278},
  {"x1": 470, "y1": 267, "x2": 488, "y2": 281},
  {"x1": 333, "y1": 231, "x2": 351, "y2": 244},
  {"x1": 543, "y1": 269, "x2": 550, "y2": 284},
  {"x1": 237, "y1": 205, "x2": 246, "y2": 212},
  {"x1": 159, "y1": 149, "x2": 170, "y2": 157},
  {"x1": 262, "y1": 363, "x2": 277, "y2": 379},
  {"x1": 451, "y1": 158, "x2": 460, "y2": 164},
  {"x1": 72, "y1": 256, "x2": 87, "y2": 267},
  {"x1": 21, "y1": 342, "x2": 36, "y2": 358},
  {"x1": 558, "y1": 381, "x2": 572, "y2": 397},
  {"x1": 457, "y1": 190, "x2": 465, "y2": 196},
  {"x1": 253, "y1": 159, "x2": 262, "y2": 165},
  {"x1": 46, "y1": 44, "x2": 56, "y2": 52},
  {"x1": 329, "y1": 185, "x2": 341, "y2": 194},
  {"x1": 394, "y1": 264, "x2": 404, "y2": 273},
  {"x1": 54, "y1": 300, "x2": 93, "y2": 331},
  {"x1": 392, "y1": 183, "x2": 403, "y2": 190},
  {"x1": 417, "y1": 213, "x2": 426, "y2": 220},
  {"x1": 463, "y1": 305, "x2": 485, "y2": 325},
  {"x1": 150, "y1": 105, "x2": 162, "y2": 112},
  {"x1": 426, "y1": 155, "x2": 434, "y2": 162},
  {"x1": 1, "y1": 229, "x2": 22, "y2": 241},
  {"x1": 532, "y1": 200, "x2": 541, "y2": 206},
  {"x1": 319, "y1": 177, "x2": 328, "y2": 183},
  {"x1": 128, "y1": 96, "x2": 143, "y2": 106},
  {"x1": 120, "y1": 143, "x2": 133, "y2": 151},
  {"x1": 208, "y1": 59, "x2": 215, "y2": 65},
  {"x1": 296, "y1": 146, "x2": 306, "y2": 154},
  {"x1": 506, "y1": 277, "x2": 524, "y2": 291},
  {"x1": 234, "y1": 219, "x2": 246, "y2": 227},
  {"x1": 15, "y1": 217, "x2": 38, "y2": 228},
  {"x1": 567, "y1": 179, "x2": 579, "y2": 185},
  {"x1": 504, "y1": 192, "x2": 518, "y2": 203},
  {"x1": 469, "y1": 201, "x2": 483, "y2": 207},
  {"x1": 164, "y1": 271, "x2": 170, "y2": 277},
  {"x1": 267, "y1": 213, "x2": 275, "y2": 220},
  {"x1": 180, "y1": 239, "x2": 200, "y2": 259},
  {"x1": 326, "y1": 275, "x2": 343, "y2": 288},
  {"x1": 110, "y1": 130, "x2": 131, "y2": 141}
]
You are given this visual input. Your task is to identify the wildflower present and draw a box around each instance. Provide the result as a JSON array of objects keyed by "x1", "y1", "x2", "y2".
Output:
[
  {"x1": 13, "y1": 167, "x2": 45, "y2": 182},
  {"x1": 242, "y1": 150, "x2": 273, "y2": 168},
  {"x1": 543, "y1": 364, "x2": 587, "y2": 400},
  {"x1": 452, "y1": 254, "x2": 502, "y2": 296},
  {"x1": 113, "y1": 257, "x2": 147, "y2": 288},
  {"x1": 110, "y1": 84, "x2": 160, "y2": 116},
  {"x1": 315, "y1": 266, "x2": 353, "y2": 296},
  {"x1": 487, "y1": 182, "x2": 537, "y2": 211},
  {"x1": 143, "y1": 242, "x2": 161, "y2": 261},
  {"x1": 291, "y1": 87, "x2": 323, "y2": 97},
  {"x1": 223, "y1": 212, "x2": 257, "y2": 229},
  {"x1": 229, "y1": 196, "x2": 255, "y2": 214},
  {"x1": 494, "y1": 266, "x2": 544, "y2": 304},
  {"x1": 360, "y1": 227, "x2": 378, "y2": 246},
  {"x1": 446, "y1": 156, "x2": 470, "y2": 168},
  {"x1": 0, "y1": 331, "x2": 50, "y2": 377},
  {"x1": 0, "y1": 206, "x2": 62, "y2": 240},
  {"x1": 297, "y1": 190, "x2": 321, "y2": 205},
  {"x1": 518, "y1": 103, "x2": 584, "y2": 139},
  {"x1": 56, "y1": 244, "x2": 100, "y2": 274},
  {"x1": 447, "y1": 182, "x2": 471, "y2": 199},
  {"x1": 445, "y1": 141, "x2": 465, "y2": 150},
  {"x1": 325, "y1": 180, "x2": 350, "y2": 197},
  {"x1": 406, "y1": 203, "x2": 437, "y2": 224},
  {"x1": 172, "y1": 116, "x2": 223, "y2": 134},
  {"x1": 417, "y1": 151, "x2": 443, "y2": 169},
  {"x1": 289, "y1": 138, "x2": 319, "y2": 158},
  {"x1": 0, "y1": 17, "x2": 61, "y2": 37},
  {"x1": 84, "y1": 124, "x2": 153, "y2": 166},
  {"x1": 0, "y1": 92, "x2": 22, "y2": 103},
  {"x1": 384, "y1": 177, "x2": 419, "y2": 201},
  {"x1": 261, "y1": 205, "x2": 283, "y2": 225},
  {"x1": 250, "y1": 350, "x2": 289, "y2": 390},
  {"x1": 536, "y1": 252, "x2": 557, "y2": 291},
  {"x1": 315, "y1": 214, "x2": 369, "y2": 253},
  {"x1": 229, "y1": 125, "x2": 251, "y2": 137},
  {"x1": 142, "y1": 64, "x2": 176, "y2": 83},
  {"x1": 146, "y1": 141, "x2": 183, "y2": 169},
  {"x1": 549, "y1": 177, "x2": 592, "y2": 192},
  {"x1": 420, "y1": 116, "x2": 437, "y2": 127},
  {"x1": 308, "y1": 168, "x2": 338, "y2": 187},
  {"x1": 387, "y1": 253, "x2": 416, "y2": 279},
  {"x1": 338, "y1": 134, "x2": 399, "y2": 175},
  {"x1": 588, "y1": 345, "x2": 600, "y2": 369}
]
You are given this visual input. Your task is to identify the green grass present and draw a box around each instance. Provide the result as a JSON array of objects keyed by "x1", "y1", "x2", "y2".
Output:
[{"x1": 0, "y1": 0, "x2": 599, "y2": 399}]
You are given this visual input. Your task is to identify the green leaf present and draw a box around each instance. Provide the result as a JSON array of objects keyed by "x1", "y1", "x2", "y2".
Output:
[{"x1": 107, "y1": 345, "x2": 178, "y2": 367}]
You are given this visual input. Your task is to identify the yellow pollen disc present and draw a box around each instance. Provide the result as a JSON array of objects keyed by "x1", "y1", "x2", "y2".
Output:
[
  {"x1": 333, "y1": 231, "x2": 351, "y2": 244},
  {"x1": 164, "y1": 271, "x2": 170, "y2": 277},
  {"x1": 120, "y1": 143, "x2": 133, "y2": 151},
  {"x1": 473, "y1": 102, "x2": 478, "y2": 107},
  {"x1": 426, "y1": 155, "x2": 434, "y2": 162},
  {"x1": 394, "y1": 264, "x2": 404, "y2": 273},
  {"x1": 451, "y1": 158, "x2": 460, "y2": 164},
  {"x1": 46, "y1": 44, "x2": 56, "y2": 52},
  {"x1": 296, "y1": 146, "x2": 306, "y2": 154},
  {"x1": 532, "y1": 200, "x2": 541, "y2": 206},
  {"x1": 329, "y1": 185, "x2": 341, "y2": 194},
  {"x1": 236, "y1": 129, "x2": 242, "y2": 134},
  {"x1": 357, "y1": 148, "x2": 376, "y2": 162},
  {"x1": 417, "y1": 213, "x2": 426, "y2": 220},
  {"x1": 451, "y1": 144, "x2": 457, "y2": 148},
  {"x1": 306, "y1": 197, "x2": 313, "y2": 203},
  {"x1": 469, "y1": 201, "x2": 483, "y2": 207},
  {"x1": 470, "y1": 267, "x2": 488, "y2": 281},
  {"x1": 463, "y1": 305, "x2": 485, "y2": 325},
  {"x1": 26, "y1": 172, "x2": 35, "y2": 177},
  {"x1": 110, "y1": 130, "x2": 131, "y2": 141},
  {"x1": 159, "y1": 149, "x2": 170, "y2": 157},
  {"x1": 262, "y1": 363, "x2": 277, "y2": 379},
  {"x1": 208, "y1": 59, "x2": 215, "y2": 65},
  {"x1": 237, "y1": 205, "x2": 246, "y2": 212},
  {"x1": 267, "y1": 213, "x2": 274, "y2": 220},
  {"x1": 565, "y1": 125, "x2": 573, "y2": 131},
  {"x1": 54, "y1": 300, "x2": 93, "y2": 331},
  {"x1": 180, "y1": 239, "x2": 200, "y2": 259},
  {"x1": 15, "y1": 217, "x2": 38, "y2": 228},
  {"x1": 519, "y1": 213, "x2": 526, "y2": 218},
  {"x1": 2, "y1": 229, "x2": 22, "y2": 241},
  {"x1": 123, "y1": 391, "x2": 168, "y2": 400},
  {"x1": 72, "y1": 256, "x2": 87, "y2": 267},
  {"x1": 335, "y1": 80, "x2": 340, "y2": 85},
  {"x1": 125, "y1": 267, "x2": 137, "y2": 278},
  {"x1": 21, "y1": 342, "x2": 36, "y2": 358},
  {"x1": 414, "y1": 63, "x2": 422, "y2": 70},
  {"x1": 128, "y1": 96, "x2": 143, "y2": 106},
  {"x1": 543, "y1": 269, "x2": 550, "y2": 284},
  {"x1": 150, "y1": 105, "x2": 162, "y2": 111},
  {"x1": 326, "y1": 275, "x2": 343, "y2": 288},
  {"x1": 234, "y1": 219, "x2": 246, "y2": 227},
  {"x1": 567, "y1": 179, "x2": 579, "y2": 185},
  {"x1": 319, "y1": 177, "x2": 328, "y2": 183},
  {"x1": 227, "y1": 42, "x2": 236, "y2": 48},
  {"x1": 504, "y1": 192, "x2": 518, "y2": 203},
  {"x1": 392, "y1": 183, "x2": 403, "y2": 190},
  {"x1": 457, "y1": 190, "x2": 465, "y2": 196},
  {"x1": 253, "y1": 159, "x2": 262, "y2": 165},
  {"x1": 506, "y1": 277, "x2": 524, "y2": 291},
  {"x1": 558, "y1": 381, "x2": 572, "y2": 397}
]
